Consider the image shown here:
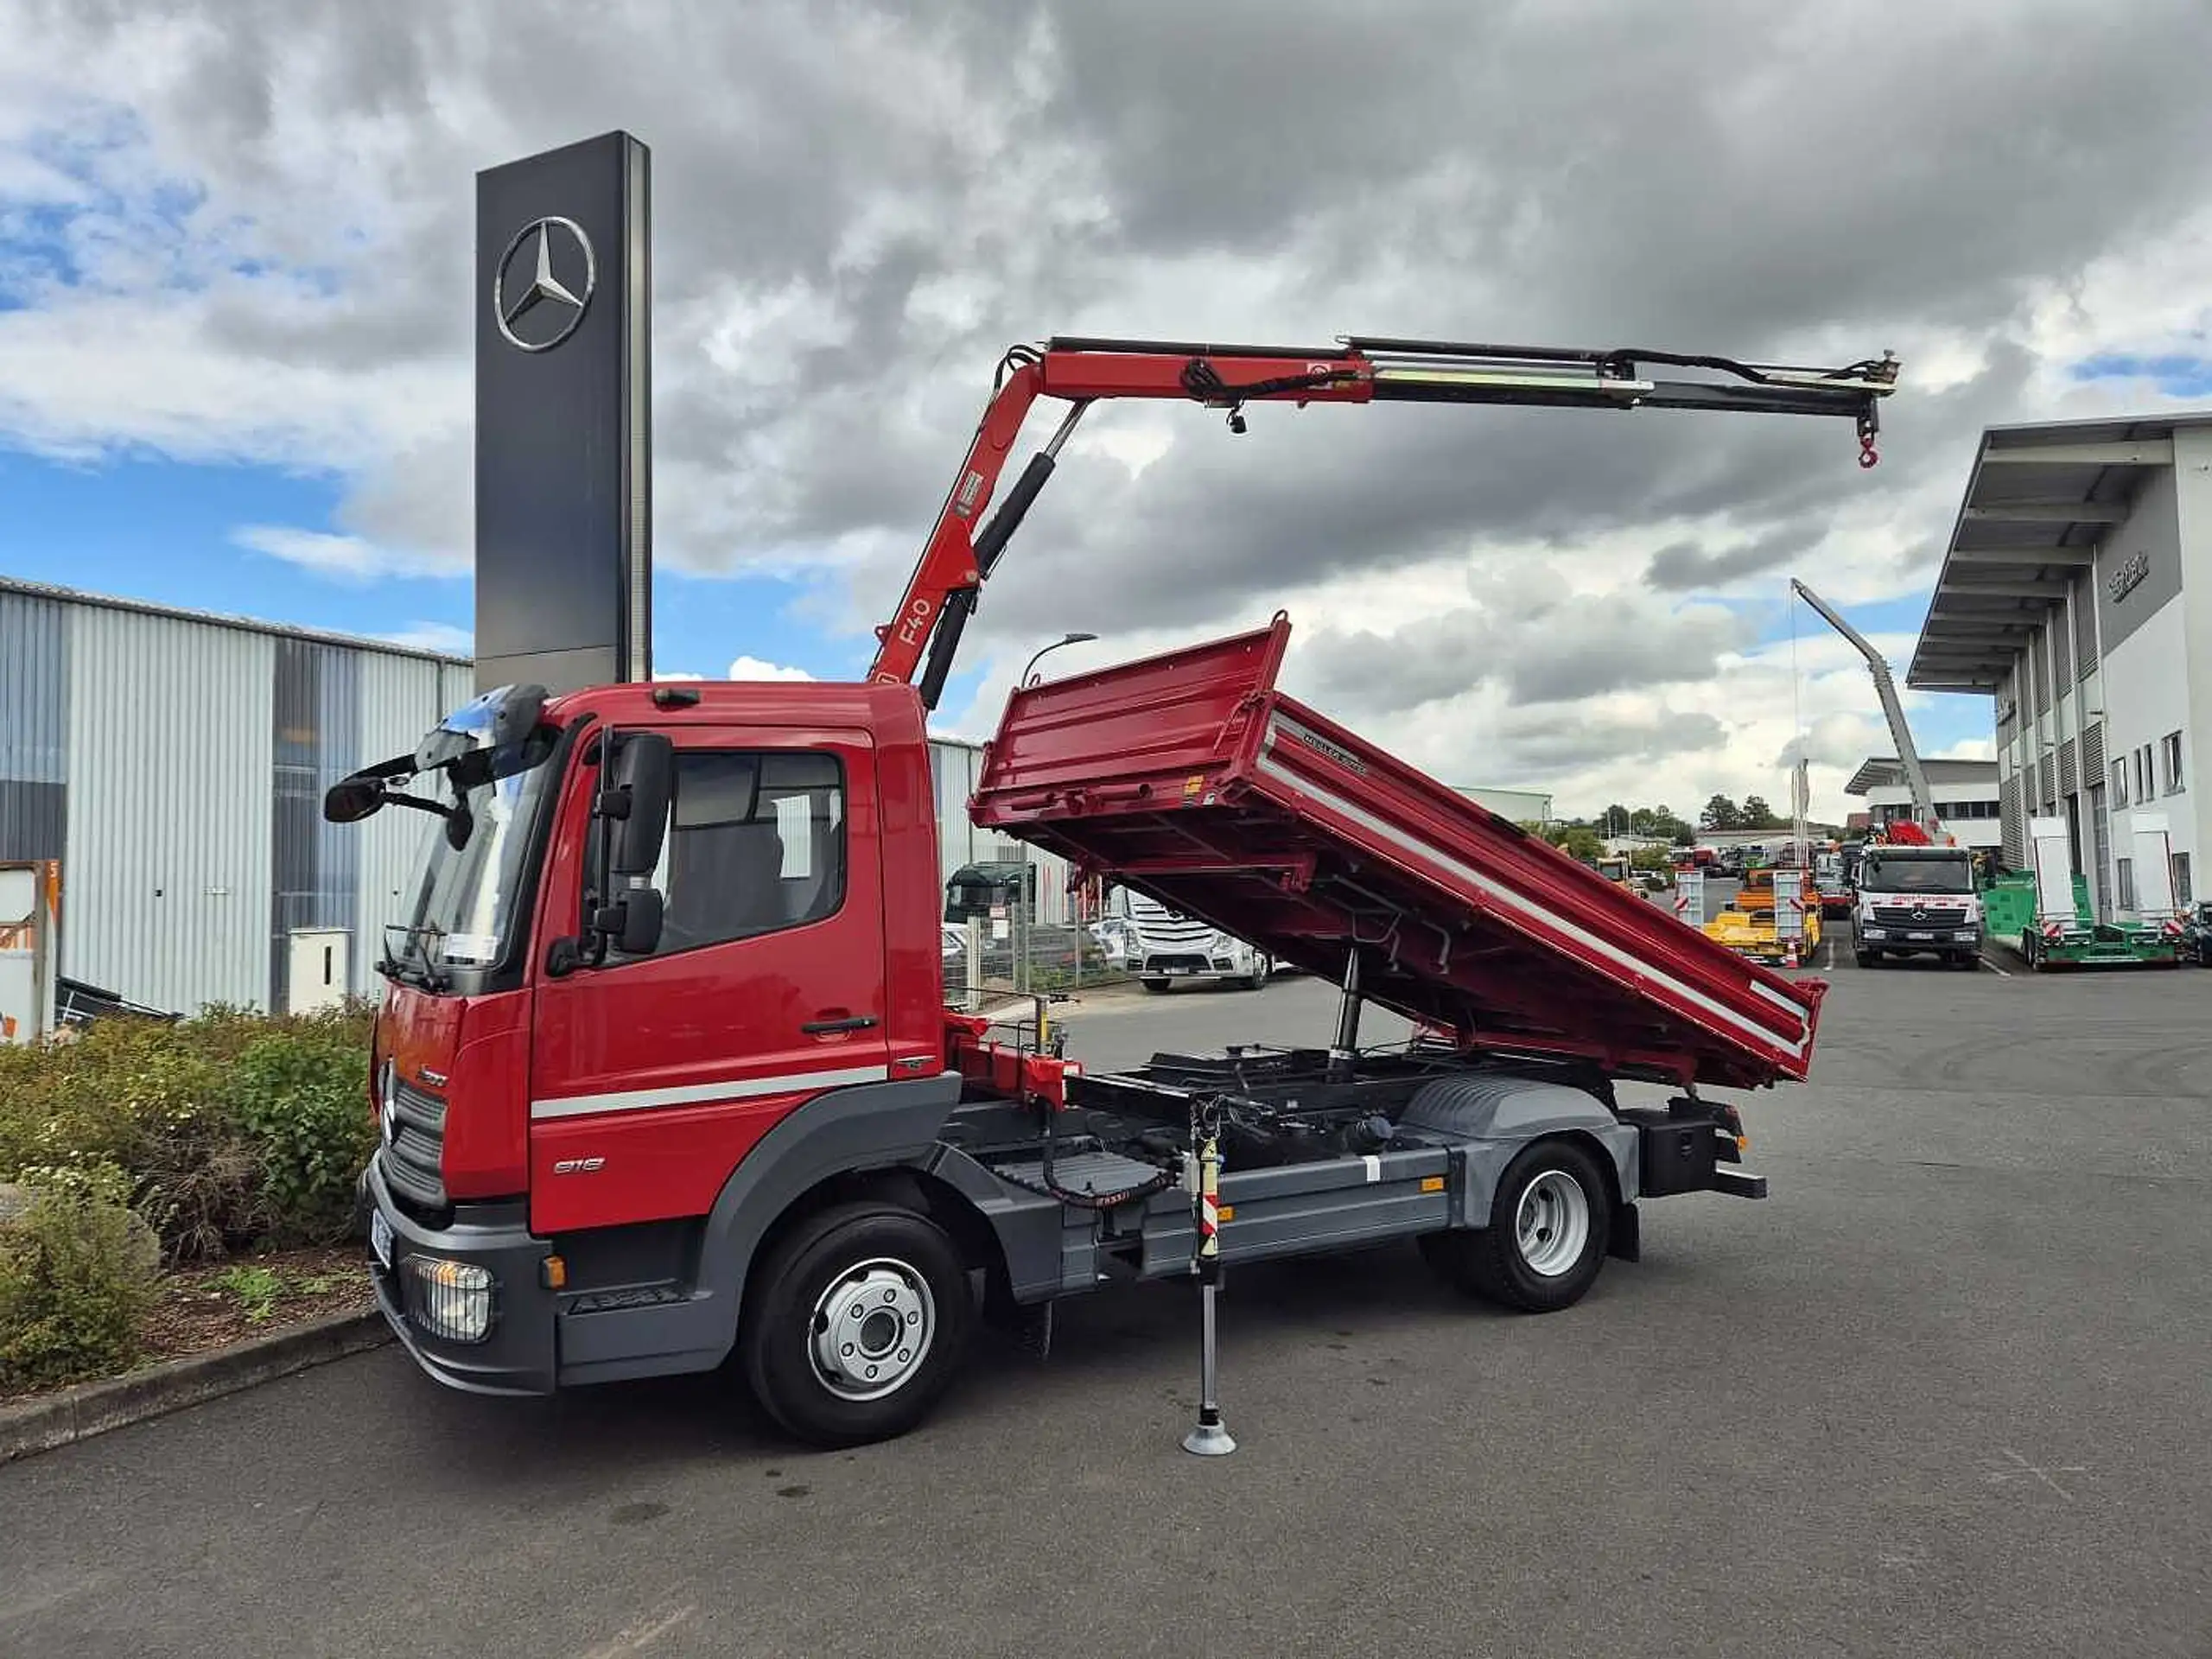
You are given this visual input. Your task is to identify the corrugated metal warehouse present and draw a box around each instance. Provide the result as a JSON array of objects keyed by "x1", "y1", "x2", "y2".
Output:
[
  {"x1": 1, "y1": 577, "x2": 476, "y2": 1016},
  {"x1": 0, "y1": 577, "x2": 1073, "y2": 1017}
]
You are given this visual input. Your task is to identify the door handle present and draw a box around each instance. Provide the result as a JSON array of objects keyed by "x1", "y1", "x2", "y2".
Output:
[{"x1": 801, "y1": 1014, "x2": 880, "y2": 1034}]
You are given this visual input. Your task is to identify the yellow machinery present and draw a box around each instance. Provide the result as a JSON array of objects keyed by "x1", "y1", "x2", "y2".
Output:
[{"x1": 1701, "y1": 868, "x2": 1821, "y2": 964}]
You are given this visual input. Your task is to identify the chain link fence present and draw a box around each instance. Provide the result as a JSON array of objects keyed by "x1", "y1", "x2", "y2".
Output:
[{"x1": 947, "y1": 892, "x2": 1136, "y2": 1008}]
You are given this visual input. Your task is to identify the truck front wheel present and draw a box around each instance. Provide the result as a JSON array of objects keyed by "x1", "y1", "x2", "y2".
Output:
[
  {"x1": 1419, "y1": 1140, "x2": 1611, "y2": 1313},
  {"x1": 741, "y1": 1202, "x2": 975, "y2": 1449}
]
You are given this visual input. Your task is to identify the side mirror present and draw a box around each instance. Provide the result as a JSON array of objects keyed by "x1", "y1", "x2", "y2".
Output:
[
  {"x1": 615, "y1": 887, "x2": 664, "y2": 956},
  {"x1": 602, "y1": 733, "x2": 674, "y2": 875},
  {"x1": 323, "y1": 779, "x2": 385, "y2": 823}
]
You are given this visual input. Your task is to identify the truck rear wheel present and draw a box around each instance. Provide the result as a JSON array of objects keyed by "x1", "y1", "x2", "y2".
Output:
[
  {"x1": 1419, "y1": 1140, "x2": 1611, "y2": 1313},
  {"x1": 741, "y1": 1201, "x2": 974, "y2": 1449}
]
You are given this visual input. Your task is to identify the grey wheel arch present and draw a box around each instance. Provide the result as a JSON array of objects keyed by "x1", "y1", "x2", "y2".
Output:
[{"x1": 1398, "y1": 1075, "x2": 1638, "y2": 1226}]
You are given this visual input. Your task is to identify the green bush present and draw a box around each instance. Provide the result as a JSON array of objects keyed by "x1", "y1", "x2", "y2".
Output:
[
  {"x1": 0, "y1": 1002, "x2": 377, "y2": 1262},
  {"x1": 0, "y1": 1174, "x2": 158, "y2": 1389},
  {"x1": 232, "y1": 1026, "x2": 379, "y2": 1245}
]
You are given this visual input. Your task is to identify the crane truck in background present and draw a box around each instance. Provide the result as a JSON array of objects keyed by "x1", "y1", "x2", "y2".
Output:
[
  {"x1": 1789, "y1": 578, "x2": 1985, "y2": 968},
  {"x1": 328, "y1": 332, "x2": 1898, "y2": 1448}
]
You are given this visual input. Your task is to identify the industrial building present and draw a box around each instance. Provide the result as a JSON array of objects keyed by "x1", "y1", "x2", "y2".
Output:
[
  {"x1": 0, "y1": 577, "x2": 1074, "y2": 1018},
  {"x1": 1843, "y1": 757, "x2": 2002, "y2": 851},
  {"x1": 1909, "y1": 413, "x2": 2212, "y2": 918}
]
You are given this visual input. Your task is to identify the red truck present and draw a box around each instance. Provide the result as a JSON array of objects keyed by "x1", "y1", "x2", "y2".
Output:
[{"x1": 330, "y1": 334, "x2": 1897, "y2": 1446}]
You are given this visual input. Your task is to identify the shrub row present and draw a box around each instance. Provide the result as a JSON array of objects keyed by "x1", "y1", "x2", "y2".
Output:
[{"x1": 0, "y1": 1003, "x2": 378, "y2": 1389}]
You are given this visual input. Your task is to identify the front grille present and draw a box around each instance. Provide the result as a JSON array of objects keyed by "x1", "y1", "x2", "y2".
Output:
[
  {"x1": 382, "y1": 1078, "x2": 449, "y2": 1211},
  {"x1": 1141, "y1": 953, "x2": 1212, "y2": 973},
  {"x1": 1870, "y1": 905, "x2": 1969, "y2": 926},
  {"x1": 1134, "y1": 913, "x2": 1215, "y2": 949}
]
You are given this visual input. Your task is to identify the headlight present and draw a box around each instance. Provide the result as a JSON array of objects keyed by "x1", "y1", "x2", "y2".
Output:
[
  {"x1": 1860, "y1": 927, "x2": 1885, "y2": 939},
  {"x1": 404, "y1": 1257, "x2": 497, "y2": 1343}
]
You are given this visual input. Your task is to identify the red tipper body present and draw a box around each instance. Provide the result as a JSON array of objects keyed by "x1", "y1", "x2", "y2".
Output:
[{"x1": 969, "y1": 616, "x2": 1825, "y2": 1090}]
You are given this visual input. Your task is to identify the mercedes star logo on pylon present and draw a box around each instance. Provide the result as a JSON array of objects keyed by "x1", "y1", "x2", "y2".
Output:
[{"x1": 493, "y1": 215, "x2": 596, "y2": 353}]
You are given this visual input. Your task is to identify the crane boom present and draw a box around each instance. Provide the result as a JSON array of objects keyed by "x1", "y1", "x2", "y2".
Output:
[
  {"x1": 1789, "y1": 577, "x2": 1939, "y2": 836},
  {"x1": 872, "y1": 334, "x2": 1901, "y2": 707}
]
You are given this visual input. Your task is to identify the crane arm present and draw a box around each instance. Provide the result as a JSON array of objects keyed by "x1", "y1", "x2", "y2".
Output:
[
  {"x1": 1790, "y1": 577, "x2": 1939, "y2": 833},
  {"x1": 872, "y1": 334, "x2": 1901, "y2": 708}
]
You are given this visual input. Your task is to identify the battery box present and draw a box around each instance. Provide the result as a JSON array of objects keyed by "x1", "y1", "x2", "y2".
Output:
[{"x1": 1619, "y1": 1104, "x2": 1720, "y2": 1198}]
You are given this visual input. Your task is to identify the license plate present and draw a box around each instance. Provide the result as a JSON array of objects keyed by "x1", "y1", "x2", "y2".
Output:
[
  {"x1": 370, "y1": 1208, "x2": 394, "y2": 1271},
  {"x1": 1907, "y1": 931, "x2": 1935, "y2": 941}
]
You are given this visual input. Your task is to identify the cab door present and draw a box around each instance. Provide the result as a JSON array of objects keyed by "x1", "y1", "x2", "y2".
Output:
[{"x1": 528, "y1": 722, "x2": 887, "y2": 1234}]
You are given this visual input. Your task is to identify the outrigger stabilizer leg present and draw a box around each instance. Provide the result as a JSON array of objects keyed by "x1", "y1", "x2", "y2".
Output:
[{"x1": 1181, "y1": 1097, "x2": 1235, "y2": 1457}]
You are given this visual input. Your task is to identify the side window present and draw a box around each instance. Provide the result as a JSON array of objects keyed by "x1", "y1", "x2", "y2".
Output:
[{"x1": 620, "y1": 749, "x2": 846, "y2": 958}]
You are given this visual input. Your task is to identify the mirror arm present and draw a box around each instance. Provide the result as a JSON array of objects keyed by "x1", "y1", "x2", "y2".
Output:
[{"x1": 381, "y1": 791, "x2": 454, "y2": 820}]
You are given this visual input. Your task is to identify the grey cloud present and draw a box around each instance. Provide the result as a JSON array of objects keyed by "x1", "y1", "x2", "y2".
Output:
[
  {"x1": 1646, "y1": 530, "x2": 1803, "y2": 594},
  {"x1": 14, "y1": 0, "x2": 2212, "y2": 791},
  {"x1": 1288, "y1": 582, "x2": 1756, "y2": 716}
]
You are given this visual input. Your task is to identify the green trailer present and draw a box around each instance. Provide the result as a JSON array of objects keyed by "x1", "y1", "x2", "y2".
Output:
[{"x1": 1986, "y1": 817, "x2": 2185, "y2": 971}]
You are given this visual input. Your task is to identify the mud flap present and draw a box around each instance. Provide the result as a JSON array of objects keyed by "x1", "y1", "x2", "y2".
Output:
[{"x1": 1607, "y1": 1201, "x2": 1641, "y2": 1262}]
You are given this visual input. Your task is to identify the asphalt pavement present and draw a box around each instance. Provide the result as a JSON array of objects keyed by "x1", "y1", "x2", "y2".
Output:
[{"x1": 5, "y1": 956, "x2": 2210, "y2": 1657}]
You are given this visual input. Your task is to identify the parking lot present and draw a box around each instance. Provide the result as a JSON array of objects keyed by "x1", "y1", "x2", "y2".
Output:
[{"x1": 4, "y1": 951, "x2": 2209, "y2": 1657}]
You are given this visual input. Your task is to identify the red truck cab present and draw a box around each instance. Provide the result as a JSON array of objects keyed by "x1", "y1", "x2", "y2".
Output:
[{"x1": 353, "y1": 676, "x2": 957, "y2": 1400}]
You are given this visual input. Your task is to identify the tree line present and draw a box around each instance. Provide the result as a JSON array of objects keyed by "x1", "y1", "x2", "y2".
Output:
[{"x1": 1511, "y1": 795, "x2": 1798, "y2": 866}]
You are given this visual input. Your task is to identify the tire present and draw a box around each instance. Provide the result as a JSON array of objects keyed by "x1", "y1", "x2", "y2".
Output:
[
  {"x1": 1139, "y1": 977, "x2": 1171, "y2": 995},
  {"x1": 1853, "y1": 949, "x2": 1874, "y2": 969},
  {"x1": 1419, "y1": 1139, "x2": 1611, "y2": 1313},
  {"x1": 740, "y1": 1201, "x2": 975, "y2": 1449}
]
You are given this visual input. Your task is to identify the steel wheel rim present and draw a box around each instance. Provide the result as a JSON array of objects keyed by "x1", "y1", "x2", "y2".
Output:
[
  {"x1": 808, "y1": 1256, "x2": 936, "y2": 1402},
  {"x1": 1515, "y1": 1170, "x2": 1590, "y2": 1277}
]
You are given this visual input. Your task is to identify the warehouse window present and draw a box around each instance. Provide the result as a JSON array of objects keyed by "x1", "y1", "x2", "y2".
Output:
[
  {"x1": 2162, "y1": 732, "x2": 2184, "y2": 795},
  {"x1": 2117, "y1": 857, "x2": 2136, "y2": 911},
  {"x1": 2112, "y1": 760, "x2": 2127, "y2": 809},
  {"x1": 2173, "y1": 853, "x2": 2194, "y2": 907}
]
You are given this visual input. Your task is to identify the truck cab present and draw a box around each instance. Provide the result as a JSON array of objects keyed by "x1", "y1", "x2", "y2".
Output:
[
  {"x1": 343, "y1": 677, "x2": 950, "y2": 1403},
  {"x1": 1849, "y1": 844, "x2": 1981, "y2": 968},
  {"x1": 1124, "y1": 889, "x2": 1273, "y2": 992}
]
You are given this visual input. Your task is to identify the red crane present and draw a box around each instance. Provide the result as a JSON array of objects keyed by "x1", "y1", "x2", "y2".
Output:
[{"x1": 868, "y1": 334, "x2": 1900, "y2": 707}]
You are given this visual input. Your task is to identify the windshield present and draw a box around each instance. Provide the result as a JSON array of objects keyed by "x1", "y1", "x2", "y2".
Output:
[
  {"x1": 381, "y1": 692, "x2": 560, "y2": 982},
  {"x1": 1861, "y1": 855, "x2": 1974, "y2": 894}
]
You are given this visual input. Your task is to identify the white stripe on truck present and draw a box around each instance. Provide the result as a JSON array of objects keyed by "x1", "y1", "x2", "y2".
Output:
[{"x1": 531, "y1": 1063, "x2": 892, "y2": 1122}]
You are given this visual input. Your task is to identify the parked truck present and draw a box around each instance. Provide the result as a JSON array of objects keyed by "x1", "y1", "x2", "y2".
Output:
[
  {"x1": 1702, "y1": 866, "x2": 1821, "y2": 965},
  {"x1": 1849, "y1": 842, "x2": 1981, "y2": 968},
  {"x1": 328, "y1": 331, "x2": 1897, "y2": 1446},
  {"x1": 1123, "y1": 889, "x2": 1274, "y2": 992}
]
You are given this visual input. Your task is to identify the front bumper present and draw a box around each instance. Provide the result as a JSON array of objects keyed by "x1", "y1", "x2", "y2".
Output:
[
  {"x1": 1858, "y1": 925, "x2": 1980, "y2": 946},
  {"x1": 359, "y1": 1159, "x2": 556, "y2": 1396}
]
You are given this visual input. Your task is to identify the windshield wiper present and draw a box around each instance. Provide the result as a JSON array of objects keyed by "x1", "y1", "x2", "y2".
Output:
[{"x1": 382, "y1": 925, "x2": 454, "y2": 994}]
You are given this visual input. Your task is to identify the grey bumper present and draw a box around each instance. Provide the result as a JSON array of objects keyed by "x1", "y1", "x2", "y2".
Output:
[{"x1": 360, "y1": 1160, "x2": 556, "y2": 1396}]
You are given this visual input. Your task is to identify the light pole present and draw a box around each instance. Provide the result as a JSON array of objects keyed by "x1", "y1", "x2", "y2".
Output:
[{"x1": 1020, "y1": 631, "x2": 1098, "y2": 686}]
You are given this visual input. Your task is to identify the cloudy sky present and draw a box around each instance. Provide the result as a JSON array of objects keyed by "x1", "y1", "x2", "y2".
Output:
[{"x1": 6, "y1": 0, "x2": 2212, "y2": 823}]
